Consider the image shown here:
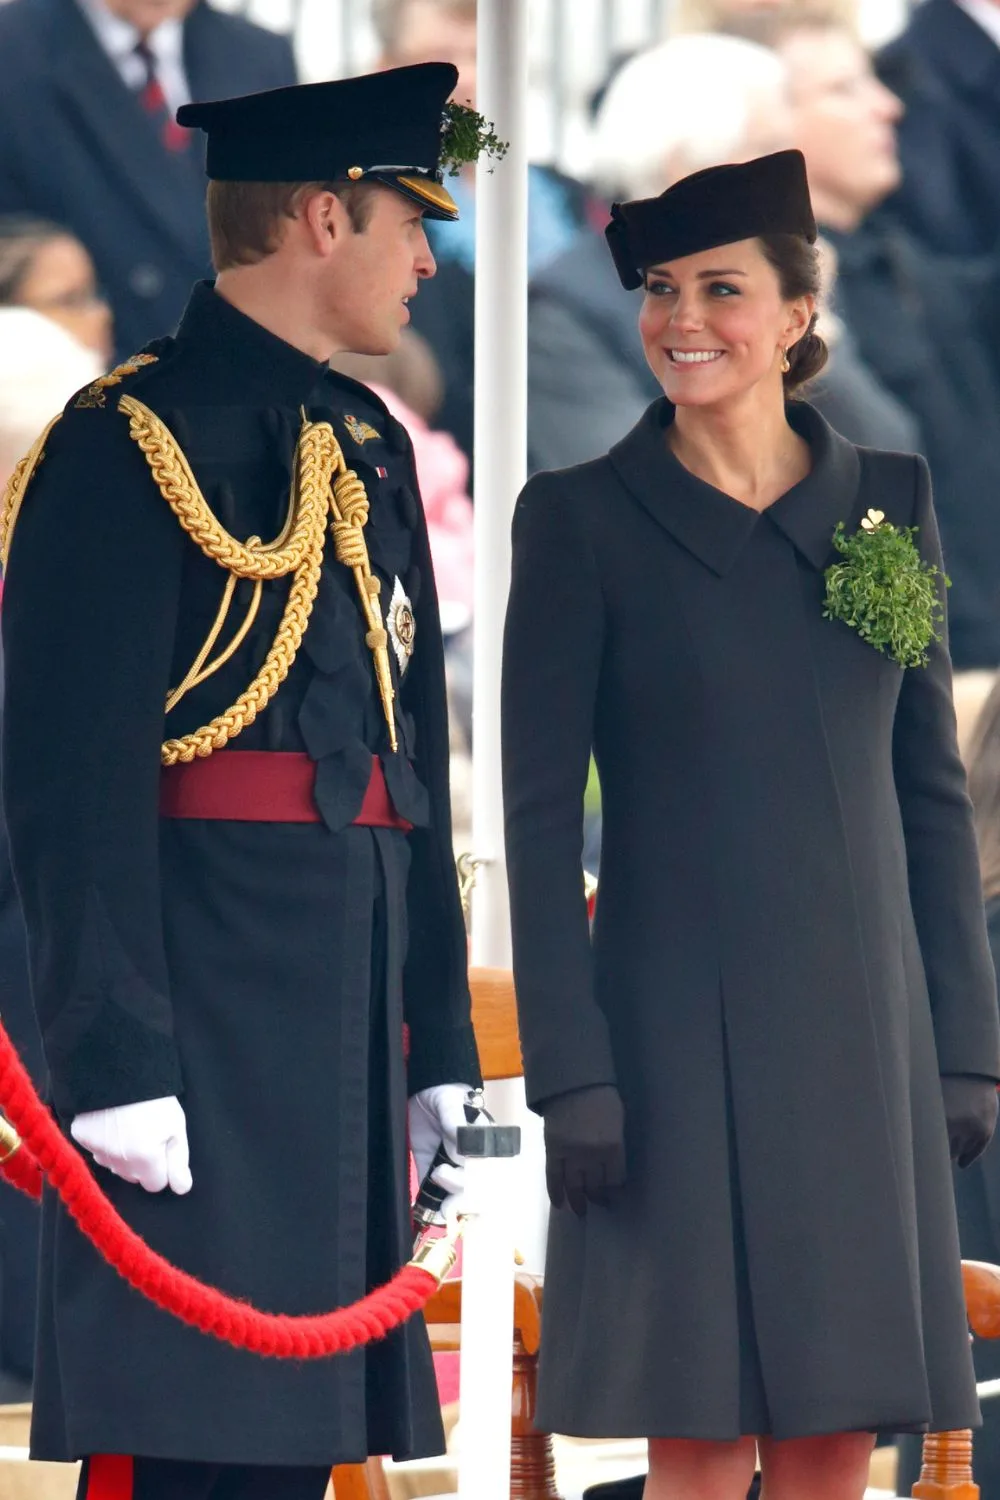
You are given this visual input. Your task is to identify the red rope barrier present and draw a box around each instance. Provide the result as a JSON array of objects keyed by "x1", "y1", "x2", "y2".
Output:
[{"x1": 0, "y1": 1020, "x2": 453, "y2": 1358}]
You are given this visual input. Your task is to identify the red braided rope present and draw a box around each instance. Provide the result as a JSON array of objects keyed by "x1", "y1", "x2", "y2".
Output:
[{"x1": 0, "y1": 1020, "x2": 441, "y2": 1357}]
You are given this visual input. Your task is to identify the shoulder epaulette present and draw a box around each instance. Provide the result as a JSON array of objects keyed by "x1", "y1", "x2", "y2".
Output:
[
  {"x1": 0, "y1": 353, "x2": 161, "y2": 566},
  {"x1": 74, "y1": 352, "x2": 159, "y2": 410}
]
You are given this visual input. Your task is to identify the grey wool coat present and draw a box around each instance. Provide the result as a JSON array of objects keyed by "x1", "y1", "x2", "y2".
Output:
[{"x1": 501, "y1": 398, "x2": 1000, "y2": 1441}]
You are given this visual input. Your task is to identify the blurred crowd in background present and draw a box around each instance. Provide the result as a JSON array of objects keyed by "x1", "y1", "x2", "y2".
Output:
[{"x1": 1, "y1": 0, "x2": 1000, "y2": 1483}]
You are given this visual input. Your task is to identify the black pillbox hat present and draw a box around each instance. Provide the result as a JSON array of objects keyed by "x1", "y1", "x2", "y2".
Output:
[
  {"x1": 605, "y1": 150, "x2": 817, "y2": 290},
  {"x1": 177, "y1": 62, "x2": 461, "y2": 221}
]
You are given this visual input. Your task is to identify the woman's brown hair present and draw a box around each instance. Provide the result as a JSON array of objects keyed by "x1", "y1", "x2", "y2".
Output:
[
  {"x1": 758, "y1": 231, "x2": 829, "y2": 395},
  {"x1": 964, "y1": 677, "x2": 1000, "y2": 904}
]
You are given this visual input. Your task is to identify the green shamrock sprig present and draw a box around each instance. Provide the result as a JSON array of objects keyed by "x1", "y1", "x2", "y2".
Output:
[
  {"x1": 823, "y1": 507, "x2": 948, "y2": 668},
  {"x1": 440, "y1": 101, "x2": 509, "y2": 176}
]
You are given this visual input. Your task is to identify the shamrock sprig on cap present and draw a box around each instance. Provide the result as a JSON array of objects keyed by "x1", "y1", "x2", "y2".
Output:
[
  {"x1": 440, "y1": 101, "x2": 509, "y2": 176},
  {"x1": 823, "y1": 507, "x2": 948, "y2": 668}
]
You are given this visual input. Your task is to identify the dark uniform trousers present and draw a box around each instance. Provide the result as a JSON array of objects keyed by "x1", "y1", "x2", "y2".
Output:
[{"x1": 77, "y1": 1455, "x2": 331, "y2": 1498}]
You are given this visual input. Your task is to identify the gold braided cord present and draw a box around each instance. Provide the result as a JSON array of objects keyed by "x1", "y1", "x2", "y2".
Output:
[
  {"x1": 328, "y1": 457, "x2": 397, "y2": 753},
  {"x1": 0, "y1": 414, "x2": 63, "y2": 568},
  {"x1": 174, "y1": 578, "x2": 264, "y2": 704},
  {"x1": 159, "y1": 422, "x2": 335, "y2": 765},
  {"x1": 118, "y1": 396, "x2": 322, "y2": 580},
  {"x1": 0, "y1": 394, "x2": 398, "y2": 766}
]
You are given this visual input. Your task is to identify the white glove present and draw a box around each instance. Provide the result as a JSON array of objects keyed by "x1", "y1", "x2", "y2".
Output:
[
  {"x1": 409, "y1": 1083, "x2": 479, "y2": 1218},
  {"x1": 70, "y1": 1096, "x2": 193, "y2": 1195}
]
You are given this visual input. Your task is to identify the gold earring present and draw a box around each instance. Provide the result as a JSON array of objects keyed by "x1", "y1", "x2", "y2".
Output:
[{"x1": 780, "y1": 347, "x2": 791, "y2": 374}]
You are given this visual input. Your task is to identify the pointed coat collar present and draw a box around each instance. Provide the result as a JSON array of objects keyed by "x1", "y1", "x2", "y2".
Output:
[{"x1": 608, "y1": 397, "x2": 861, "y2": 577}]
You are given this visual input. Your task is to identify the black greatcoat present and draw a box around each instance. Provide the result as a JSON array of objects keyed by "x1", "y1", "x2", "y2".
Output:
[
  {"x1": 1, "y1": 284, "x2": 481, "y2": 1466},
  {"x1": 502, "y1": 399, "x2": 1000, "y2": 1441}
]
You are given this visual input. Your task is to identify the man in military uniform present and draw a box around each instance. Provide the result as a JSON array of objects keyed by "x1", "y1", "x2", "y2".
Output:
[{"x1": 0, "y1": 63, "x2": 483, "y2": 1500}]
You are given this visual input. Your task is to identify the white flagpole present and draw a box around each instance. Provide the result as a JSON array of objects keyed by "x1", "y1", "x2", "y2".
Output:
[
  {"x1": 469, "y1": 0, "x2": 548, "y2": 1277},
  {"x1": 469, "y1": 0, "x2": 526, "y2": 975},
  {"x1": 458, "y1": 4, "x2": 547, "y2": 1494}
]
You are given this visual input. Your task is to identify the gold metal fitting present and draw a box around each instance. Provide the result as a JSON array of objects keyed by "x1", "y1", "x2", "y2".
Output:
[
  {"x1": 0, "y1": 1116, "x2": 23, "y2": 1164},
  {"x1": 409, "y1": 1220, "x2": 466, "y2": 1286},
  {"x1": 348, "y1": 166, "x2": 364, "y2": 181}
]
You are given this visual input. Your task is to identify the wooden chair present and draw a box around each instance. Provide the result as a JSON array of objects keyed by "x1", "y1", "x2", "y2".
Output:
[
  {"x1": 332, "y1": 967, "x2": 560, "y2": 1500},
  {"x1": 911, "y1": 1260, "x2": 1000, "y2": 1499}
]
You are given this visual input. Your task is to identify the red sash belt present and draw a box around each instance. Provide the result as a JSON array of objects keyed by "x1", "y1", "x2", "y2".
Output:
[{"x1": 159, "y1": 750, "x2": 412, "y2": 830}]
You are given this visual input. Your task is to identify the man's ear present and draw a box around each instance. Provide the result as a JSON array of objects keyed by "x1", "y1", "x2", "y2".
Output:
[{"x1": 300, "y1": 190, "x2": 349, "y2": 258}]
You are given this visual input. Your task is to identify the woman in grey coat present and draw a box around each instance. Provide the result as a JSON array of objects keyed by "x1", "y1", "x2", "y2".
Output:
[{"x1": 501, "y1": 151, "x2": 1000, "y2": 1500}]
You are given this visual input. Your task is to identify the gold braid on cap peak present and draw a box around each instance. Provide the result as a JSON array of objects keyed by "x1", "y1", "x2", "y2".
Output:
[{"x1": 117, "y1": 396, "x2": 397, "y2": 762}]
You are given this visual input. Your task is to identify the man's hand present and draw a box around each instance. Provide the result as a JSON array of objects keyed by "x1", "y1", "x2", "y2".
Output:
[
  {"x1": 70, "y1": 1096, "x2": 193, "y2": 1194},
  {"x1": 408, "y1": 1083, "x2": 480, "y2": 1216},
  {"x1": 941, "y1": 1074, "x2": 999, "y2": 1169},
  {"x1": 542, "y1": 1084, "x2": 626, "y2": 1215}
]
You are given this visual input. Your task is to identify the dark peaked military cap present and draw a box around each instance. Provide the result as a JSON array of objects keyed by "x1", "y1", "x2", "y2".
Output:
[
  {"x1": 605, "y1": 149, "x2": 817, "y2": 290},
  {"x1": 177, "y1": 62, "x2": 461, "y2": 220}
]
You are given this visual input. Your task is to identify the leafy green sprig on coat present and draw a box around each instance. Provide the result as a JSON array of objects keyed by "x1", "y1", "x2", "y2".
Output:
[
  {"x1": 823, "y1": 508, "x2": 948, "y2": 668},
  {"x1": 440, "y1": 102, "x2": 509, "y2": 175}
]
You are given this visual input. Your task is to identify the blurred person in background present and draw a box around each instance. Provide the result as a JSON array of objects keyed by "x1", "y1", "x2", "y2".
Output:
[
  {"x1": 668, "y1": 0, "x2": 857, "y2": 29},
  {"x1": 878, "y1": 0, "x2": 1000, "y2": 258},
  {"x1": 737, "y1": 8, "x2": 1000, "y2": 679},
  {"x1": 0, "y1": 0, "x2": 296, "y2": 360},
  {"x1": 528, "y1": 33, "x2": 918, "y2": 475},
  {"x1": 373, "y1": 0, "x2": 590, "y2": 474},
  {"x1": 896, "y1": 675, "x2": 1000, "y2": 1498},
  {"x1": 0, "y1": 307, "x2": 103, "y2": 1402},
  {"x1": 0, "y1": 216, "x2": 113, "y2": 363}
]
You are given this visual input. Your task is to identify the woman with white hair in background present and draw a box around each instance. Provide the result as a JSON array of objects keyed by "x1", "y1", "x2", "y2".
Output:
[
  {"x1": 0, "y1": 307, "x2": 104, "y2": 490},
  {"x1": 527, "y1": 32, "x2": 919, "y2": 476}
]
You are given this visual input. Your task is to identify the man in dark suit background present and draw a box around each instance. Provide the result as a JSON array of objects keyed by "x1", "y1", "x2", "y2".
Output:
[
  {"x1": 0, "y1": 0, "x2": 297, "y2": 359},
  {"x1": 878, "y1": 0, "x2": 1000, "y2": 258}
]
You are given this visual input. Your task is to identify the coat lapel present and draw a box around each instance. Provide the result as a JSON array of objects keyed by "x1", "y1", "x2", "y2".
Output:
[
  {"x1": 766, "y1": 403, "x2": 862, "y2": 571},
  {"x1": 608, "y1": 398, "x2": 862, "y2": 578},
  {"x1": 51, "y1": 0, "x2": 204, "y2": 260},
  {"x1": 609, "y1": 400, "x2": 759, "y2": 577}
]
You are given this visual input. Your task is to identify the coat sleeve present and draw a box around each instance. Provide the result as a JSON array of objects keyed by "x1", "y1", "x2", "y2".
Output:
[
  {"x1": 892, "y1": 454, "x2": 1000, "y2": 1079},
  {"x1": 2, "y1": 403, "x2": 186, "y2": 1119},
  {"x1": 502, "y1": 472, "x2": 616, "y2": 1111},
  {"x1": 398, "y1": 455, "x2": 481, "y2": 1096}
]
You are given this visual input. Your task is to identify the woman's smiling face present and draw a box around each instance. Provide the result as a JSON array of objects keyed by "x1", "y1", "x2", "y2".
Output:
[{"x1": 638, "y1": 236, "x2": 812, "y2": 409}]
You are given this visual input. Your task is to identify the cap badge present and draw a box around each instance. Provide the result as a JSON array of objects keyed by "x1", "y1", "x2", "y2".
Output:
[
  {"x1": 348, "y1": 166, "x2": 364, "y2": 180},
  {"x1": 344, "y1": 414, "x2": 381, "y2": 445},
  {"x1": 387, "y1": 575, "x2": 416, "y2": 674}
]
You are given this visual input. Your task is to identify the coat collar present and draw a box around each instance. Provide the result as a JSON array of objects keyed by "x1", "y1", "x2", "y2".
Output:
[
  {"x1": 170, "y1": 282, "x2": 403, "y2": 430},
  {"x1": 609, "y1": 397, "x2": 861, "y2": 577},
  {"x1": 173, "y1": 282, "x2": 329, "y2": 407}
]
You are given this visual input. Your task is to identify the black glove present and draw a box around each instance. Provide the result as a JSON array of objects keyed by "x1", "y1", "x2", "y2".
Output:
[
  {"x1": 541, "y1": 1084, "x2": 626, "y2": 1216},
  {"x1": 941, "y1": 1074, "x2": 999, "y2": 1168}
]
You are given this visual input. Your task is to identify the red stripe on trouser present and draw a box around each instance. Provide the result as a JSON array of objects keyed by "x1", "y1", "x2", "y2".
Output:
[{"x1": 86, "y1": 1454, "x2": 134, "y2": 1500}]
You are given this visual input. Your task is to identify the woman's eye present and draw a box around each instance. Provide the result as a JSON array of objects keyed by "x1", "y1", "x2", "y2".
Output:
[
  {"x1": 646, "y1": 282, "x2": 675, "y2": 297},
  {"x1": 710, "y1": 282, "x2": 739, "y2": 297}
]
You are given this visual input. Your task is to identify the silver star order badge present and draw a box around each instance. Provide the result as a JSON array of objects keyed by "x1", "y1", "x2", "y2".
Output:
[{"x1": 387, "y1": 576, "x2": 416, "y2": 675}]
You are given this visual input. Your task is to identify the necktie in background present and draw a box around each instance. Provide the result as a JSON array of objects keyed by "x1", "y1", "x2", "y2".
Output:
[{"x1": 134, "y1": 37, "x2": 190, "y2": 153}]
